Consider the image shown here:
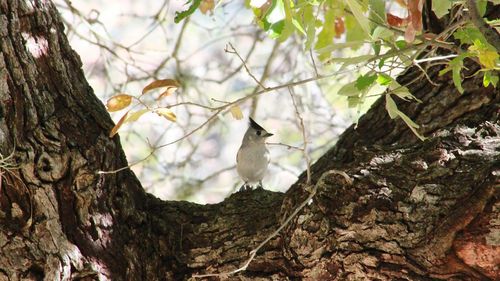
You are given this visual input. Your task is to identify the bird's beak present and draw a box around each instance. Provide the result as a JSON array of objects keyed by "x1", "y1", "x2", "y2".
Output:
[{"x1": 264, "y1": 132, "x2": 273, "y2": 138}]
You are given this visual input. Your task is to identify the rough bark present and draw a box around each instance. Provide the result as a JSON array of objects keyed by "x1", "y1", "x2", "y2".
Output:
[{"x1": 0, "y1": 1, "x2": 498, "y2": 281}]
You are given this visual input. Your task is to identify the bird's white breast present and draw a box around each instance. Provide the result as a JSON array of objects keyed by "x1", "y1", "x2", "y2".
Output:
[{"x1": 236, "y1": 144, "x2": 270, "y2": 183}]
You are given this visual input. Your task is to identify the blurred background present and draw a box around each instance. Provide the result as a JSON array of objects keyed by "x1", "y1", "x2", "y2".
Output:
[{"x1": 54, "y1": 0, "x2": 379, "y2": 203}]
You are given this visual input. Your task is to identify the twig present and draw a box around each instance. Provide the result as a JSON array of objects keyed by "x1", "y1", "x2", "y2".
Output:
[
  {"x1": 412, "y1": 61, "x2": 440, "y2": 87},
  {"x1": 309, "y1": 48, "x2": 319, "y2": 77},
  {"x1": 266, "y1": 142, "x2": 303, "y2": 151},
  {"x1": 225, "y1": 43, "x2": 268, "y2": 90},
  {"x1": 413, "y1": 54, "x2": 457, "y2": 64},
  {"x1": 250, "y1": 40, "x2": 280, "y2": 117},
  {"x1": 97, "y1": 150, "x2": 156, "y2": 174},
  {"x1": 157, "y1": 109, "x2": 223, "y2": 149},
  {"x1": 195, "y1": 35, "x2": 260, "y2": 84},
  {"x1": 288, "y1": 87, "x2": 312, "y2": 185}
]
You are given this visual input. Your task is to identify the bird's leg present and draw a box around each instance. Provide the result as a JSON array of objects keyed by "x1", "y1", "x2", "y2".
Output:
[
  {"x1": 239, "y1": 182, "x2": 249, "y2": 192},
  {"x1": 257, "y1": 181, "x2": 264, "y2": 189}
]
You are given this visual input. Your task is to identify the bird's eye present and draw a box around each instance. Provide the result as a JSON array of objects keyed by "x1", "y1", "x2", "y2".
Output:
[{"x1": 256, "y1": 130, "x2": 261, "y2": 136}]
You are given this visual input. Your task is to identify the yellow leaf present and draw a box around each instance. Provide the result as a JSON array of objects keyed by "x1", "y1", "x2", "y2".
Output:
[
  {"x1": 477, "y1": 50, "x2": 499, "y2": 69},
  {"x1": 469, "y1": 42, "x2": 499, "y2": 70},
  {"x1": 109, "y1": 111, "x2": 129, "y2": 137},
  {"x1": 125, "y1": 109, "x2": 149, "y2": 123},
  {"x1": 142, "y1": 79, "x2": 180, "y2": 95},
  {"x1": 229, "y1": 105, "x2": 244, "y2": 120},
  {"x1": 199, "y1": 0, "x2": 215, "y2": 14},
  {"x1": 155, "y1": 108, "x2": 176, "y2": 122},
  {"x1": 106, "y1": 94, "x2": 132, "y2": 112}
]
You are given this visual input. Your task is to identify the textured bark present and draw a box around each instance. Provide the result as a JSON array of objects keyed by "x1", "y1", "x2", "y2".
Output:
[{"x1": 0, "y1": 1, "x2": 498, "y2": 281}]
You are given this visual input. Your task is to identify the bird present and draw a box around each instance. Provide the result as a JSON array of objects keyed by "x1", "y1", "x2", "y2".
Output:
[{"x1": 236, "y1": 117, "x2": 273, "y2": 191}]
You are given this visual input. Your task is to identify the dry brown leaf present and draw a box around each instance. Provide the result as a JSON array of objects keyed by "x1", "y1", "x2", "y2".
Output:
[
  {"x1": 422, "y1": 33, "x2": 438, "y2": 40},
  {"x1": 405, "y1": 0, "x2": 423, "y2": 43},
  {"x1": 106, "y1": 94, "x2": 132, "y2": 112},
  {"x1": 109, "y1": 111, "x2": 129, "y2": 137},
  {"x1": 334, "y1": 17, "x2": 345, "y2": 38},
  {"x1": 387, "y1": 13, "x2": 408, "y2": 27},
  {"x1": 157, "y1": 86, "x2": 179, "y2": 100},
  {"x1": 142, "y1": 79, "x2": 180, "y2": 95},
  {"x1": 405, "y1": 24, "x2": 416, "y2": 42},
  {"x1": 199, "y1": 0, "x2": 215, "y2": 14}
]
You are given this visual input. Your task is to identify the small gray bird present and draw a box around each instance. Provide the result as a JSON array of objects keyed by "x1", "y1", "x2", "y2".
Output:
[{"x1": 237, "y1": 117, "x2": 273, "y2": 191}]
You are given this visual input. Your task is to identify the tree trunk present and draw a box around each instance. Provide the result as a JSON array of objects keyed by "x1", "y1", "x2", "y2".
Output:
[{"x1": 0, "y1": 1, "x2": 498, "y2": 281}]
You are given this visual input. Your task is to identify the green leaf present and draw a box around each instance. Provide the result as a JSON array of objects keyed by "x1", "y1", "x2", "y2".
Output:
[
  {"x1": 385, "y1": 93, "x2": 399, "y2": 119},
  {"x1": 338, "y1": 81, "x2": 359, "y2": 96},
  {"x1": 453, "y1": 27, "x2": 485, "y2": 45},
  {"x1": 345, "y1": 14, "x2": 366, "y2": 45},
  {"x1": 292, "y1": 18, "x2": 306, "y2": 36},
  {"x1": 400, "y1": 114, "x2": 426, "y2": 141},
  {"x1": 453, "y1": 26, "x2": 497, "y2": 52},
  {"x1": 476, "y1": 0, "x2": 487, "y2": 17},
  {"x1": 376, "y1": 73, "x2": 392, "y2": 86},
  {"x1": 347, "y1": 96, "x2": 360, "y2": 108},
  {"x1": 395, "y1": 40, "x2": 407, "y2": 50},
  {"x1": 451, "y1": 62, "x2": 464, "y2": 94},
  {"x1": 378, "y1": 58, "x2": 386, "y2": 69},
  {"x1": 264, "y1": 0, "x2": 286, "y2": 38},
  {"x1": 355, "y1": 73, "x2": 377, "y2": 91},
  {"x1": 372, "y1": 42, "x2": 381, "y2": 56},
  {"x1": 345, "y1": 0, "x2": 370, "y2": 35},
  {"x1": 432, "y1": 0, "x2": 452, "y2": 18},
  {"x1": 372, "y1": 26, "x2": 394, "y2": 41},
  {"x1": 439, "y1": 53, "x2": 473, "y2": 94},
  {"x1": 302, "y1": 5, "x2": 316, "y2": 50},
  {"x1": 279, "y1": 0, "x2": 295, "y2": 41},
  {"x1": 268, "y1": 21, "x2": 285, "y2": 39},
  {"x1": 368, "y1": 0, "x2": 386, "y2": 56},
  {"x1": 389, "y1": 80, "x2": 422, "y2": 102},
  {"x1": 315, "y1": 8, "x2": 336, "y2": 60},
  {"x1": 385, "y1": 94, "x2": 426, "y2": 141},
  {"x1": 483, "y1": 71, "x2": 499, "y2": 87},
  {"x1": 174, "y1": 0, "x2": 202, "y2": 23},
  {"x1": 369, "y1": 0, "x2": 386, "y2": 27}
]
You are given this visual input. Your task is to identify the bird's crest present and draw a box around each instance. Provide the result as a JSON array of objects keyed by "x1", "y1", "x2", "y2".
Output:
[{"x1": 249, "y1": 117, "x2": 265, "y2": 131}]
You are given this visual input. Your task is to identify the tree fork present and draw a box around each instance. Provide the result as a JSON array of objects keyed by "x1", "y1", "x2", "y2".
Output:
[{"x1": 0, "y1": 0, "x2": 498, "y2": 280}]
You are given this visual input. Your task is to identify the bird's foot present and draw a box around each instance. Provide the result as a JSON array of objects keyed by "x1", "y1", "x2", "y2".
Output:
[
  {"x1": 239, "y1": 183, "x2": 250, "y2": 192},
  {"x1": 256, "y1": 181, "x2": 264, "y2": 190}
]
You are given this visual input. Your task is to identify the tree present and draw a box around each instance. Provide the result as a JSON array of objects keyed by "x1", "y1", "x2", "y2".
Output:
[{"x1": 0, "y1": 0, "x2": 498, "y2": 280}]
